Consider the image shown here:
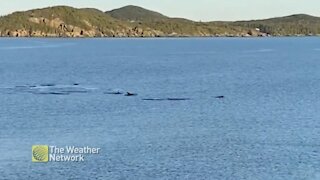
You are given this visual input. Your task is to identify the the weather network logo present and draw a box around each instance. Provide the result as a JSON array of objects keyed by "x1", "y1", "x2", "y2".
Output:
[
  {"x1": 32, "y1": 145, "x2": 101, "y2": 162},
  {"x1": 32, "y1": 145, "x2": 49, "y2": 162}
]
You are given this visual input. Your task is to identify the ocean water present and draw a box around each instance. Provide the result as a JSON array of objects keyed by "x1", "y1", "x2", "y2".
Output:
[{"x1": 0, "y1": 38, "x2": 320, "y2": 179}]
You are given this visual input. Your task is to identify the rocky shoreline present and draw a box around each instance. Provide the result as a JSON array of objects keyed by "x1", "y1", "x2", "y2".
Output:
[{"x1": 1, "y1": 32, "x2": 317, "y2": 38}]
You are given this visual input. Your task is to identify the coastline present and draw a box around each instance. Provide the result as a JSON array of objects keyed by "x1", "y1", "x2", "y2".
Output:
[
  {"x1": 1, "y1": 6, "x2": 320, "y2": 40},
  {"x1": 0, "y1": 34, "x2": 319, "y2": 38}
]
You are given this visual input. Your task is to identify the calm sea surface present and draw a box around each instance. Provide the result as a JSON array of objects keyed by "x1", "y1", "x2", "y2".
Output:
[{"x1": 0, "y1": 38, "x2": 320, "y2": 179}]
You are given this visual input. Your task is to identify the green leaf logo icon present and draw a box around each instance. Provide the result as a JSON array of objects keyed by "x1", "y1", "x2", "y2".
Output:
[{"x1": 32, "y1": 145, "x2": 48, "y2": 162}]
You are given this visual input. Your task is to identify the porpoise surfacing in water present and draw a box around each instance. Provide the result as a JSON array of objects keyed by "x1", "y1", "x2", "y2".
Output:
[
  {"x1": 215, "y1": 96, "x2": 225, "y2": 99},
  {"x1": 125, "y1": 92, "x2": 137, "y2": 96}
]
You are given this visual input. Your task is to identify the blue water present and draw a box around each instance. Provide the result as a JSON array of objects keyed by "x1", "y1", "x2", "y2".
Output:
[{"x1": 0, "y1": 38, "x2": 320, "y2": 179}]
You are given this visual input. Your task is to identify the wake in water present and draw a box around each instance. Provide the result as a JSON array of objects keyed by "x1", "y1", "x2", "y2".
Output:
[
  {"x1": 0, "y1": 43, "x2": 75, "y2": 50},
  {"x1": 0, "y1": 84, "x2": 225, "y2": 102},
  {"x1": 1, "y1": 84, "x2": 96, "y2": 95},
  {"x1": 142, "y1": 98, "x2": 191, "y2": 101},
  {"x1": 243, "y1": 49, "x2": 275, "y2": 53}
]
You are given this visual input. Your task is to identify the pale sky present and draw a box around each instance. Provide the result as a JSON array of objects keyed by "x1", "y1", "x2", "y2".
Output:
[{"x1": 0, "y1": 0, "x2": 319, "y2": 21}]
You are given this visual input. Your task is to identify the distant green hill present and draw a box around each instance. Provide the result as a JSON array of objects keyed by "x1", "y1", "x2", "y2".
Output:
[
  {"x1": 232, "y1": 14, "x2": 320, "y2": 35},
  {"x1": 105, "y1": 5, "x2": 251, "y2": 36},
  {"x1": 106, "y1": 5, "x2": 168, "y2": 22},
  {"x1": 0, "y1": 5, "x2": 319, "y2": 37}
]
